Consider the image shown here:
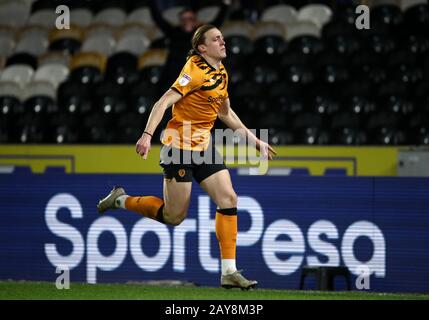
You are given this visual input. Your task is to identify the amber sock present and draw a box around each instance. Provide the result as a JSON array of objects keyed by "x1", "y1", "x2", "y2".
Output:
[
  {"x1": 124, "y1": 196, "x2": 165, "y2": 223},
  {"x1": 216, "y1": 208, "x2": 238, "y2": 275}
]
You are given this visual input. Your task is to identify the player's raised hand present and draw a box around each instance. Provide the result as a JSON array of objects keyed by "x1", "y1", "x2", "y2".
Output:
[
  {"x1": 136, "y1": 132, "x2": 152, "y2": 159},
  {"x1": 257, "y1": 140, "x2": 277, "y2": 160}
]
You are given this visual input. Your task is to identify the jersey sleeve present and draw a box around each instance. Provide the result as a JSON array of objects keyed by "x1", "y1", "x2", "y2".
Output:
[{"x1": 171, "y1": 59, "x2": 205, "y2": 97}]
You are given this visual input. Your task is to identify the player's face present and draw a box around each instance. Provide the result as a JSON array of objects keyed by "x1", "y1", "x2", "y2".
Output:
[{"x1": 201, "y1": 28, "x2": 226, "y2": 61}]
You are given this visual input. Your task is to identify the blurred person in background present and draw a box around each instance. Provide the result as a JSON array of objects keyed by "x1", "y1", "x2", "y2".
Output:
[{"x1": 148, "y1": 0, "x2": 231, "y2": 93}]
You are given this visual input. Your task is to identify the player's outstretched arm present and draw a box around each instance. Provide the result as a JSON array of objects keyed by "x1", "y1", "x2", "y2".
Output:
[
  {"x1": 135, "y1": 89, "x2": 182, "y2": 159},
  {"x1": 218, "y1": 98, "x2": 277, "y2": 160}
]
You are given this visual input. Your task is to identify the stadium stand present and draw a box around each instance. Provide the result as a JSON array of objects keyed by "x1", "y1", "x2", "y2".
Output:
[{"x1": 0, "y1": 0, "x2": 428, "y2": 145}]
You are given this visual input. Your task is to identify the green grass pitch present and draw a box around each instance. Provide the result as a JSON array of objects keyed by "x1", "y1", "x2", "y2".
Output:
[{"x1": 0, "y1": 281, "x2": 428, "y2": 300}]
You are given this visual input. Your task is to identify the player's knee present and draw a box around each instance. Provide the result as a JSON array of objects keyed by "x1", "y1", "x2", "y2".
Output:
[
  {"x1": 167, "y1": 214, "x2": 186, "y2": 226},
  {"x1": 224, "y1": 191, "x2": 237, "y2": 208},
  {"x1": 163, "y1": 208, "x2": 187, "y2": 226}
]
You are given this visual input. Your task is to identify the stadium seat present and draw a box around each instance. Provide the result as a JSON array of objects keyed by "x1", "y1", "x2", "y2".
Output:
[
  {"x1": 48, "y1": 26, "x2": 84, "y2": 55},
  {"x1": 114, "y1": 111, "x2": 145, "y2": 143},
  {"x1": 126, "y1": 81, "x2": 157, "y2": 117},
  {"x1": 149, "y1": 36, "x2": 169, "y2": 49},
  {"x1": 350, "y1": 50, "x2": 387, "y2": 85},
  {"x1": 69, "y1": 52, "x2": 106, "y2": 84},
  {"x1": 0, "y1": 33, "x2": 15, "y2": 57},
  {"x1": 260, "y1": 4, "x2": 298, "y2": 25},
  {"x1": 138, "y1": 49, "x2": 167, "y2": 86},
  {"x1": 1, "y1": 64, "x2": 34, "y2": 88},
  {"x1": 366, "y1": 111, "x2": 407, "y2": 145},
  {"x1": 138, "y1": 66, "x2": 164, "y2": 85},
  {"x1": 331, "y1": 127, "x2": 368, "y2": 145},
  {"x1": 371, "y1": 4, "x2": 403, "y2": 27},
  {"x1": 308, "y1": 93, "x2": 340, "y2": 115},
  {"x1": 15, "y1": 113, "x2": 49, "y2": 143},
  {"x1": 49, "y1": 38, "x2": 82, "y2": 55},
  {"x1": 106, "y1": 52, "x2": 138, "y2": 85},
  {"x1": 224, "y1": 35, "x2": 253, "y2": 57},
  {"x1": 38, "y1": 52, "x2": 70, "y2": 68},
  {"x1": 162, "y1": 6, "x2": 185, "y2": 26},
  {"x1": 285, "y1": 21, "x2": 321, "y2": 42},
  {"x1": 89, "y1": 0, "x2": 128, "y2": 13},
  {"x1": 297, "y1": 4, "x2": 333, "y2": 28},
  {"x1": 197, "y1": 6, "x2": 220, "y2": 24},
  {"x1": 226, "y1": 62, "x2": 246, "y2": 86},
  {"x1": 222, "y1": 21, "x2": 254, "y2": 41},
  {"x1": 403, "y1": 3, "x2": 429, "y2": 35},
  {"x1": 28, "y1": 9, "x2": 57, "y2": 28},
  {"x1": 322, "y1": 19, "x2": 357, "y2": 39},
  {"x1": 282, "y1": 62, "x2": 314, "y2": 86},
  {"x1": 407, "y1": 111, "x2": 429, "y2": 145},
  {"x1": 70, "y1": 8, "x2": 94, "y2": 27},
  {"x1": 34, "y1": 64, "x2": 69, "y2": 89},
  {"x1": 379, "y1": 95, "x2": 415, "y2": 115},
  {"x1": 254, "y1": 21, "x2": 286, "y2": 41},
  {"x1": 299, "y1": 266, "x2": 352, "y2": 291},
  {"x1": 228, "y1": 6, "x2": 257, "y2": 23},
  {"x1": 81, "y1": 34, "x2": 116, "y2": 56},
  {"x1": 15, "y1": 26, "x2": 49, "y2": 56},
  {"x1": 329, "y1": 112, "x2": 367, "y2": 145},
  {"x1": 267, "y1": 128, "x2": 295, "y2": 145},
  {"x1": 288, "y1": 35, "x2": 324, "y2": 56},
  {"x1": 0, "y1": 116, "x2": 14, "y2": 143},
  {"x1": 84, "y1": 22, "x2": 116, "y2": 39},
  {"x1": 365, "y1": 33, "x2": 397, "y2": 55},
  {"x1": 401, "y1": 34, "x2": 429, "y2": 55},
  {"x1": 115, "y1": 34, "x2": 150, "y2": 56},
  {"x1": 80, "y1": 111, "x2": 115, "y2": 143},
  {"x1": 126, "y1": 7, "x2": 154, "y2": 27},
  {"x1": 30, "y1": 0, "x2": 59, "y2": 12},
  {"x1": 253, "y1": 22, "x2": 287, "y2": 60},
  {"x1": 0, "y1": 56, "x2": 5, "y2": 71},
  {"x1": 292, "y1": 112, "x2": 330, "y2": 145},
  {"x1": 377, "y1": 80, "x2": 408, "y2": 98},
  {"x1": 268, "y1": 81, "x2": 303, "y2": 100},
  {"x1": 251, "y1": 65, "x2": 279, "y2": 85},
  {"x1": 315, "y1": 51, "x2": 349, "y2": 84},
  {"x1": 94, "y1": 8, "x2": 126, "y2": 27},
  {"x1": 0, "y1": 81, "x2": 24, "y2": 115},
  {"x1": 117, "y1": 23, "x2": 153, "y2": 42},
  {"x1": 22, "y1": 80, "x2": 57, "y2": 114},
  {"x1": 0, "y1": 0, "x2": 30, "y2": 28},
  {"x1": 92, "y1": 80, "x2": 126, "y2": 114},
  {"x1": 413, "y1": 82, "x2": 429, "y2": 113},
  {"x1": 6, "y1": 53, "x2": 38, "y2": 70},
  {"x1": 222, "y1": 22, "x2": 254, "y2": 63},
  {"x1": 48, "y1": 112, "x2": 81, "y2": 143},
  {"x1": 329, "y1": 3, "x2": 357, "y2": 25},
  {"x1": 401, "y1": 0, "x2": 427, "y2": 10},
  {"x1": 57, "y1": 80, "x2": 92, "y2": 114},
  {"x1": 69, "y1": 65, "x2": 103, "y2": 84},
  {"x1": 319, "y1": 63, "x2": 350, "y2": 85},
  {"x1": 342, "y1": 95, "x2": 377, "y2": 116},
  {"x1": 259, "y1": 112, "x2": 288, "y2": 130},
  {"x1": 128, "y1": 0, "x2": 149, "y2": 11},
  {"x1": 330, "y1": 111, "x2": 361, "y2": 129},
  {"x1": 325, "y1": 32, "x2": 362, "y2": 56}
]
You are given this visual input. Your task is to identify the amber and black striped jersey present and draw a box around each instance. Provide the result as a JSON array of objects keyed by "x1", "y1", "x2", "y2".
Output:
[{"x1": 162, "y1": 55, "x2": 229, "y2": 151}]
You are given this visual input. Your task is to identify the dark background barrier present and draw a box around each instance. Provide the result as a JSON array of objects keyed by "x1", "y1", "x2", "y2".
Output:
[{"x1": 0, "y1": 168, "x2": 428, "y2": 293}]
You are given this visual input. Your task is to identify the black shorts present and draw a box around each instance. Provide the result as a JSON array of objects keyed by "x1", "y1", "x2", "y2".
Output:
[{"x1": 159, "y1": 143, "x2": 227, "y2": 184}]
